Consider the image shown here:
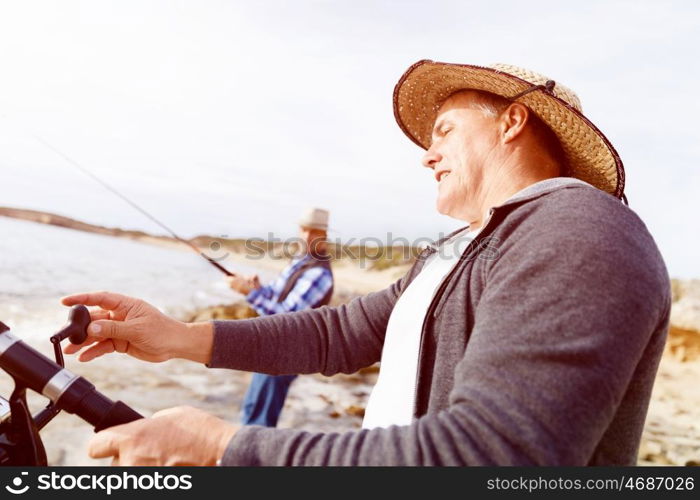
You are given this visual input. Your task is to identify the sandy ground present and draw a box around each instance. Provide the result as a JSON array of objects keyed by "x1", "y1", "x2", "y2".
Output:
[
  {"x1": 638, "y1": 352, "x2": 700, "y2": 465},
  {"x1": 3, "y1": 243, "x2": 698, "y2": 466}
]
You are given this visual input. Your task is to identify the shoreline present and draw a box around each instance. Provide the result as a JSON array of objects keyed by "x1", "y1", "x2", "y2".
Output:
[
  {"x1": 137, "y1": 229, "x2": 412, "y2": 299},
  {"x1": 0, "y1": 206, "x2": 414, "y2": 298}
]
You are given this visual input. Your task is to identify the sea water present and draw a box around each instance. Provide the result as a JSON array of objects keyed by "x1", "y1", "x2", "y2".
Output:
[{"x1": 0, "y1": 216, "x2": 267, "y2": 341}]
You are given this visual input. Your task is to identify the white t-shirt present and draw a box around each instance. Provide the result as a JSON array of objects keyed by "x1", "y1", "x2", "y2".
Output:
[{"x1": 362, "y1": 228, "x2": 479, "y2": 429}]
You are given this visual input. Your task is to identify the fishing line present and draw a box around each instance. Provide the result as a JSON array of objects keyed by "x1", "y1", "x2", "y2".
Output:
[{"x1": 32, "y1": 134, "x2": 235, "y2": 277}]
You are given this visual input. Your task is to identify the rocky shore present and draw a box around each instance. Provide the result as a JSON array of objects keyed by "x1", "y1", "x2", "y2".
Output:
[{"x1": 637, "y1": 280, "x2": 700, "y2": 465}]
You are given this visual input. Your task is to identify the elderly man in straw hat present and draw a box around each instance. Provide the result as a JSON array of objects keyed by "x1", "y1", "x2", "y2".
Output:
[
  {"x1": 225, "y1": 208, "x2": 334, "y2": 428},
  {"x1": 62, "y1": 60, "x2": 670, "y2": 465}
]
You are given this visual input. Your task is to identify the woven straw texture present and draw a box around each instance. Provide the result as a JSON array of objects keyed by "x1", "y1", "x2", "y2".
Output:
[{"x1": 393, "y1": 60, "x2": 624, "y2": 198}]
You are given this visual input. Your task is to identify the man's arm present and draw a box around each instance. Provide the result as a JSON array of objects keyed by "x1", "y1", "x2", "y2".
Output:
[
  {"x1": 219, "y1": 196, "x2": 672, "y2": 465},
  {"x1": 61, "y1": 270, "x2": 410, "y2": 466},
  {"x1": 62, "y1": 264, "x2": 408, "y2": 372},
  {"x1": 209, "y1": 273, "x2": 401, "y2": 376},
  {"x1": 246, "y1": 267, "x2": 332, "y2": 315}
]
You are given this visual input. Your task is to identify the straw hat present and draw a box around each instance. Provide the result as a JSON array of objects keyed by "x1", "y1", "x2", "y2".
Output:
[
  {"x1": 298, "y1": 207, "x2": 330, "y2": 231},
  {"x1": 393, "y1": 60, "x2": 625, "y2": 199}
]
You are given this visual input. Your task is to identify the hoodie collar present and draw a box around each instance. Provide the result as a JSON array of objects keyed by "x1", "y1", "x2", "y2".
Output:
[{"x1": 496, "y1": 177, "x2": 593, "y2": 208}]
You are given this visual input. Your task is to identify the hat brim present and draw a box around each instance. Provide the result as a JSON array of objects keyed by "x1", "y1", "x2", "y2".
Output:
[{"x1": 393, "y1": 60, "x2": 624, "y2": 198}]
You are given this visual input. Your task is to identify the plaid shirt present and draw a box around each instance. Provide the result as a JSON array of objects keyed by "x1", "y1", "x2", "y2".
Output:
[{"x1": 246, "y1": 256, "x2": 333, "y2": 316}]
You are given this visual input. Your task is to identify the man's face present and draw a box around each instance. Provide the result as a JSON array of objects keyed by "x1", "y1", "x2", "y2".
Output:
[
  {"x1": 299, "y1": 226, "x2": 326, "y2": 253},
  {"x1": 422, "y1": 91, "x2": 502, "y2": 222}
]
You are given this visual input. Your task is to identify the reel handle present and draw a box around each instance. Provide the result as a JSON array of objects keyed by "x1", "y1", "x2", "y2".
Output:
[{"x1": 54, "y1": 305, "x2": 91, "y2": 345}]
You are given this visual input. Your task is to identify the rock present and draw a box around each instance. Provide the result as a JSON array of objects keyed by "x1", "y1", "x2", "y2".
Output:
[
  {"x1": 187, "y1": 302, "x2": 258, "y2": 322},
  {"x1": 667, "y1": 280, "x2": 700, "y2": 362},
  {"x1": 665, "y1": 325, "x2": 700, "y2": 362},
  {"x1": 670, "y1": 279, "x2": 700, "y2": 331},
  {"x1": 671, "y1": 301, "x2": 700, "y2": 333},
  {"x1": 358, "y1": 364, "x2": 380, "y2": 375},
  {"x1": 344, "y1": 405, "x2": 365, "y2": 418}
]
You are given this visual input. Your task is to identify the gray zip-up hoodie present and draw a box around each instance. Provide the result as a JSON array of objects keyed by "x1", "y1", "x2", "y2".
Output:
[{"x1": 210, "y1": 178, "x2": 671, "y2": 465}]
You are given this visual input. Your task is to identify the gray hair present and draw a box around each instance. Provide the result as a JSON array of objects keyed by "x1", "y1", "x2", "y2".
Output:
[
  {"x1": 450, "y1": 89, "x2": 570, "y2": 176},
  {"x1": 465, "y1": 91, "x2": 511, "y2": 117}
]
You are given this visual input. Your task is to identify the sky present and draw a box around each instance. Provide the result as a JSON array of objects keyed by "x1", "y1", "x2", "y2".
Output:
[{"x1": 0, "y1": 0, "x2": 698, "y2": 278}]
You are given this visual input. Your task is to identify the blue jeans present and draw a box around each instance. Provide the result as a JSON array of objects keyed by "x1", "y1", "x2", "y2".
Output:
[{"x1": 240, "y1": 372, "x2": 298, "y2": 427}]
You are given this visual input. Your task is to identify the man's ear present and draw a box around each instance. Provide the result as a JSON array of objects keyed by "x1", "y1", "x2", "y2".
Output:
[{"x1": 499, "y1": 102, "x2": 530, "y2": 144}]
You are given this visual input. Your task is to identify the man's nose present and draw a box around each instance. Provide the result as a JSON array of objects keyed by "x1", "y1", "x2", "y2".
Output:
[{"x1": 422, "y1": 146, "x2": 441, "y2": 169}]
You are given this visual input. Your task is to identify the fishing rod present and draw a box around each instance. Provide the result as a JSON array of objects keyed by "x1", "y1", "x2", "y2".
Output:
[
  {"x1": 33, "y1": 135, "x2": 235, "y2": 277},
  {"x1": 0, "y1": 306, "x2": 142, "y2": 465}
]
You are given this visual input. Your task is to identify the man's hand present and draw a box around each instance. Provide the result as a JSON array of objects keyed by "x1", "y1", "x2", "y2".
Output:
[
  {"x1": 61, "y1": 291, "x2": 213, "y2": 364},
  {"x1": 89, "y1": 406, "x2": 238, "y2": 466},
  {"x1": 226, "y1": 274, "x2": 261, "y2": 295},
  {"x1": 248, "y1": 274, "x2": 261, "y2": 290}
]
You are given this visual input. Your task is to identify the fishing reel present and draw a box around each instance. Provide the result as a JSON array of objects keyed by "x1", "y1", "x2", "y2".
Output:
[{"x1": 0, "y1": 306, "x2": 142, "y2": 465}]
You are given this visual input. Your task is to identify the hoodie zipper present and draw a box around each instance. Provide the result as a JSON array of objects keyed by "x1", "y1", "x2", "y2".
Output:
[
  {"x1": 407, "y1": 179, "x2": 596, "y2": 418},
  {"x1": 409, "y1": 208, "x2": 498, "y2": 420}
]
